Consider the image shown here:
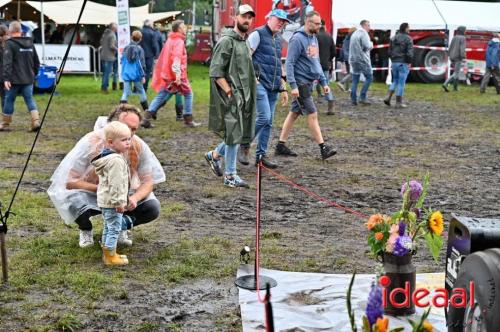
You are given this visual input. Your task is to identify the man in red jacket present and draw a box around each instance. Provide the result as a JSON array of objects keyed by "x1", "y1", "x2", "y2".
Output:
[{"x1": 141, "y1": 20, "x2": 200, "y2": 128}]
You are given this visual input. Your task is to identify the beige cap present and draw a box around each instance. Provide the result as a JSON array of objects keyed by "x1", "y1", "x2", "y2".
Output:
[{"x1": 236, "y1": 4, "x2": 256, "y2": 17}]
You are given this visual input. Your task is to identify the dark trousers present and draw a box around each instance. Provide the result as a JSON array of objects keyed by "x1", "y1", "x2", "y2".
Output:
[
  {"x1": 143, "y1": 56, "x2": 155, "y2": 91},
  {"x1": 75, "y1": 198, "x2": 161, "y2": 231}
]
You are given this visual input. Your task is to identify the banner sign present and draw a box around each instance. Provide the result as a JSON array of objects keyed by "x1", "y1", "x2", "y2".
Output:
[
  {"x1": 116, "y1": 0, "x2": 131, "y2": 80},
  {"x1": 34, "y1": 44, "x2": 91, "y2": 72}
]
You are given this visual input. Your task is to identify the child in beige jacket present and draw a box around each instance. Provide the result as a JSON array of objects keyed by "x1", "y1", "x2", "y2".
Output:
[{"x1": 91, "y1": 121, "x2": 131, "y2": 265}]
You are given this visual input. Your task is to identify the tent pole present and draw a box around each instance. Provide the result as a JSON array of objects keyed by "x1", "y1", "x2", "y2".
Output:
[
  {"x1": 17, "y1": 0, "x2": 20, "y2": 19},
  {"x1": 385, "y1": 29, "x2": 396, "y2": 85},
  {"x1": 41, "y1": 0, "x2": 45, "y2": 63}
]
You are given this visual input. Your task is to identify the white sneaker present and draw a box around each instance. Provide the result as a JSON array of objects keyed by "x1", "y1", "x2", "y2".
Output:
[
  {"x1": 117, "y1": 230, "x2": 133, "y2": 246},
  {"x1": 79, "y1": 230, "x2": 94, "y2": 248}
]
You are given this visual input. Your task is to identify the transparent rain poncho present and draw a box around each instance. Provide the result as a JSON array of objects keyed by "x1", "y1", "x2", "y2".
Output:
[{"x1": 47, "y1": 117, "x2": 166, "y2": 225}]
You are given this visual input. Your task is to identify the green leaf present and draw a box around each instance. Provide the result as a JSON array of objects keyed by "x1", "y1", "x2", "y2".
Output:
[
  {"x1": 362, "y1": 316, "x2": 371, "y2": 332},
  {"x1": 425, "y1": 232, "x2": 444, "y2": 261},
  {"x1": 389, "y1": 328, "x2": 405, "y2": 332}
]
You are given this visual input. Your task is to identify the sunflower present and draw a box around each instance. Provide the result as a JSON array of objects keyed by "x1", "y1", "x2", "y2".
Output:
[
  {"x1": 423, "y1": 320, "x2": 434, "y2": 332},
  {"x1": 428, "y1": 211, "x2": 444, "y2": 236}
]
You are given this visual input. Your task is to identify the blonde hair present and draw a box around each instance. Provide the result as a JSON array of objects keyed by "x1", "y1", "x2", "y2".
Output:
[
  {"x1": 104, "y1": 121, "x2": 131, "y2": 141},
  {"x1": 8, "y1": 21, "x2": 21, "y2": 33},
  {"x1": 131, "y1": 30, "x2": 142, "y2": 42}
]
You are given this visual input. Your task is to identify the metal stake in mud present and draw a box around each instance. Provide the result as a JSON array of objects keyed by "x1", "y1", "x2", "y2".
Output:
[
  {"x1": 235, "y1": 156, "x2": 277, "y2": 290},
  {"x1": 0, "y1": 202, "x2": 8, "y2": 283}
]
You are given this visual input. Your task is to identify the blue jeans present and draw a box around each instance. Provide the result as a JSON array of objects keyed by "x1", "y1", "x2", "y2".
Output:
[
  {"x1": 149, "y1": 88, "x2": 192, "y2": 115},
  {"x1": 121, "y1": 81, "x2": 148, "y2": 102},
  {"x1": 215, "y1": 142, "x2": 239, "y2": 175},
  {"x1": 101, "y1": 208, "x2": 123, "y2": 249},
  {"x1": 101, "y1": 60, "x2": 117, "y2": 90},
  {"x1": 350, "y1": 62, "x2": 373, "y2": 102},
  {"x1": 312, "y1": 71, "x2": 335, "y2": 102},
  {"x1": 3, "y1": 84, "x2": 38, "y2": 115},
  {"x1": 389, "y1": 63, "x2": 410, "y2": 96},
  {"x1": 255, "y1": 84, "x2": 278, "y2": 157}
]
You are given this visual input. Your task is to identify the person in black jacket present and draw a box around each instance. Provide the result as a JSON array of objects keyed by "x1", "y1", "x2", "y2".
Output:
[
  {"x1": 383, "y1": 22, "x2": 413, "y2": 108},
  {"x1": 140, "y1": 19, "x2": 160, "y2": 91},
  {"x1": 0, "y1": 24, "x2": 8, "y2": 113},
  {"x1": 1, "y1": 21, "x2": 40, "y2": 132},
  {"x1": 316, "y1": 20, "x2": 336, "y2": 115}
]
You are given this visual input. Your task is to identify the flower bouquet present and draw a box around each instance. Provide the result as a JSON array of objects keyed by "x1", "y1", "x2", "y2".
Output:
[{"x1": 366, "y1": 175, "x2": 444, "y2": 261}]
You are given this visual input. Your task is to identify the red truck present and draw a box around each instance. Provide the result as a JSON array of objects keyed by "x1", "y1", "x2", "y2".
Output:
[{"x1": 210, "y1": 0, "x2": 493, "y2": 83}]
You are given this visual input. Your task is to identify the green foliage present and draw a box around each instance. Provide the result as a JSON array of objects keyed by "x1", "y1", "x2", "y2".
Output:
[
  {"x1": 346, "y1": 272, "x2": 358, "y2": 332},
  {"x1": 425, "y1": 232, "x2": 444, "y2": 262}
]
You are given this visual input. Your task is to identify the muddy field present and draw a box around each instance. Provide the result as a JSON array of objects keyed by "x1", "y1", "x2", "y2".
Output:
[{"x1": 1, "y1": 79, "x2": 499, "y2": 330}]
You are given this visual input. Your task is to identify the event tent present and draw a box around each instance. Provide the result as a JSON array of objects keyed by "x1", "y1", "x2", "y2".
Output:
[
  {"x1": 3, "y1": 0, "x2": 180, "y2": 26},
  {"x1": 332, "y1": 0, "x2": 500, "y2": 33}
]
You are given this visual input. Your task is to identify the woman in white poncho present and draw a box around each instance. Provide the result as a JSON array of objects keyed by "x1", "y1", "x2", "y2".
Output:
[{"x1": 47, "y1": 104, "x2": 166, "y2": 248}]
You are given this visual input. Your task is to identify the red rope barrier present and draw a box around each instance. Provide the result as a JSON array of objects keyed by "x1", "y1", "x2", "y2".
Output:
[{"x1": 260, "y1": 165, "x2": 369, "y2": 220}]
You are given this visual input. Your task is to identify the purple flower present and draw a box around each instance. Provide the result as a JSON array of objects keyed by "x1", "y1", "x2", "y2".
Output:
[
  {"x1": 400, "y1": 180, "x2": 423, "y2": 202},
  {"x1": 398, "y1": 221, "x2": 406, "y2": 236},
  {"x1": 393, "y1": 236, "x2": 412, "y2": 256},
  {"x1": 365, "y1": 282, "x2": 383, "y2": 328}
]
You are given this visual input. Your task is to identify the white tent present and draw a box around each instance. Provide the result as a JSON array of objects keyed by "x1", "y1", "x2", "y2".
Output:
[
  {"x1": 25, "y1": 0, "x2": 180, "y2": 26},
  {"x1": 332, "y1": 0, "x2": 500, "y2": 32}
]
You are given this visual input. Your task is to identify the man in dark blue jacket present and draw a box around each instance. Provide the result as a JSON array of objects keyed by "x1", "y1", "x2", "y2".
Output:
[
  {"x1": 480, "y1": 33, "x2": 500, "y2": 94},
  {"x1": 140, "y1": 19, "x2": 160, "y2": 91},
  {"x1": 237, "y1": 9, "x2": 290, "y2": 168},
  {"x1": 275, "y1": 11, "x2": 336, "y2": 160}
]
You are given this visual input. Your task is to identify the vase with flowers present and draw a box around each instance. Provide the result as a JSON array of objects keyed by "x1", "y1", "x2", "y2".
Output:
[{"x1": 366, "y1": 175, "x2": 444, "y2": 316}]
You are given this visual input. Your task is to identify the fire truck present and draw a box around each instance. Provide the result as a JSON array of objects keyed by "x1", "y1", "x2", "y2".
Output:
[{"x1": 211, "y1": 0, "x2": 493, "y2": 83}]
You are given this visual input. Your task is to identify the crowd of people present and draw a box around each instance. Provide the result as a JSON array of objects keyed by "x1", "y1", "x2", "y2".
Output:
[{"x1": 0, "y1": 5, "x2": 496, "y2": 265}]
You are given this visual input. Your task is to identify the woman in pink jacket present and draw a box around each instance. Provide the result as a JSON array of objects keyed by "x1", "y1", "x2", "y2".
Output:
[{"x1": 141, "y1": 20, "x2": 200, "y2": 128}]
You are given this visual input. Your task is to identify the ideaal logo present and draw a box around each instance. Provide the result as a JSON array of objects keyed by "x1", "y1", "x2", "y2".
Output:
[{"x1": 379, "y1": 275, "x2": 475, "y2": 308}]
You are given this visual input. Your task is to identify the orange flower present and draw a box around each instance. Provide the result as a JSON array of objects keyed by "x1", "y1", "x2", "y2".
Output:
[
  {"x1": 423, "y1": 320, "x2": 434, "y2": 332},
  {"x1": 428, "y1": 211, "x2": 444, "y2": 236},
  {"x1": 366, "y1": 214, "x2": 384, "y2": 230},
  {"x1": 375, "y1": 232, "x2": 384, "y2": 241},
  {"x1": 375, "y1": 317, "x2": 389, "y2": 332}
]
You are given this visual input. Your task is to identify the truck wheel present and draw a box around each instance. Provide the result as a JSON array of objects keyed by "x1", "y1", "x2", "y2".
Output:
[
  {"x1": 411, "y1": 37, "x2": 446, "y2": 83},
  {"x1": 447, "y1": 248, "x2": 500, "y2": 332}
]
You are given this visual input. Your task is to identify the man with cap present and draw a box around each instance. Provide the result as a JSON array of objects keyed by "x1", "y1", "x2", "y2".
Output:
[
  {"x1": 274, "y1": 10, "x2": 337, "y2": 160},
  {"x1": 237, "y1": 9, "x2": 290, "y2": 168},
  {"x1": 204, "y1": 4, "x2": 257, "y2": 188}
]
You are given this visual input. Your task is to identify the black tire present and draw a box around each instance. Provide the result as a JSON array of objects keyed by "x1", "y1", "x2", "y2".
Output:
[
  {"x1": 447, "y1": 248, "x2": 500, "y2": 332},
  {"x1": 411, "y1": 36, "x2": 446, "y2": 83}
]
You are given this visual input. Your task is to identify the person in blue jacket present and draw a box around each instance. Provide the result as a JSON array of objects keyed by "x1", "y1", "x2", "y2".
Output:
[
  {"x1": 119, "y1": 31, "x2": 149, "y2": 113},
  {"x1": 480, "y1": 33, "x2": 500, "y2": 94}
]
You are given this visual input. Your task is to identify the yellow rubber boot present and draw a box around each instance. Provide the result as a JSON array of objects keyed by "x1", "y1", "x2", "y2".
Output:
[
  {"x1": 0, "y1": 114, "x2": 12, "y2": 131},
  {"x1": 102, "y1": 246, "x2": 129, "y2": 266},
  {"x1": 30, "y1": 111, "x2": 41, "y2": 132}
]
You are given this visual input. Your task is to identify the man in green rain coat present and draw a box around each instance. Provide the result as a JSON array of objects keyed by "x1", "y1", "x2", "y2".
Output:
[{"x1": 204, "y1": 4, "x2": 256, "y2": 188}]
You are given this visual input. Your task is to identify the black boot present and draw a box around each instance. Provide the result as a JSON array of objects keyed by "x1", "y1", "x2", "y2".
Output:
[
  {"x1": 238, "y1": 145, "x2": 250, "y2": 165},
  {"x1": 320, "y1": 144, "x2": 337, "y2": 160},
  {"x1": 453, "y1": 81, "x2": 458, "y2": 91},
  {"x1": 119, "y1": 100, "x2": 127, "y2": 104},
  {"x1": 383, "y1": 90, "x2": 394, "y2": 106},
  {"x1": 140, "y1": 100, "x2": 149, "y2": 112},
  {"x1": 112, "y1": 82, "x2": 117, "y2": 91},
  {"x1": 175, "y1": 104, "x2": 183, "y2": 121},
  {"x1": 326, "y1": 100, "x2": 335, "y2": 115}
]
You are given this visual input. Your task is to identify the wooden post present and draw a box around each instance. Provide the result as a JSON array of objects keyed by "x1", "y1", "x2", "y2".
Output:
[{"x1": 0, "y1": 232, "x2": 7, "y2": 283}]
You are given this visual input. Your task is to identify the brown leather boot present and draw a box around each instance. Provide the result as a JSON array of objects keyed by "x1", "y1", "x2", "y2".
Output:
[
  {"x1": 140, "y1": 111, "x2": 155, "y2": 128},
  {"x1": 0, "y1": 114, "x2": 12, "y2": 131},
  {"x1": 183, "y1": 114, "x2": 201, "y2": 127},
  {"x1": 395, "y1": 96, "x2": 407, "y2": 109},
  {"x1": 30, "y1": 111, "x2": 41, "y2": 132}
]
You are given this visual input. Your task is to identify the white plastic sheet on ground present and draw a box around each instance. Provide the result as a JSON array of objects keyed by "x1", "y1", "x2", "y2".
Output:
[{"x1": 238, "y1": 265, "x2": 447, "y2": 331}]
